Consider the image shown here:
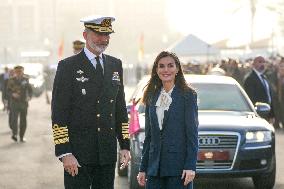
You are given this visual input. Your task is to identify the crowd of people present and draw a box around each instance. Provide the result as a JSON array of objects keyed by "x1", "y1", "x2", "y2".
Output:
[{"x1": 183, "y1": 55, "x2": 284, "y2": 129}]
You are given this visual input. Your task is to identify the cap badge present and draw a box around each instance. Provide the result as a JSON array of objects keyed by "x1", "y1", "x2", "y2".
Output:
[{"x1": 101, "y1": 19, "x2": 111, "y2": 27}]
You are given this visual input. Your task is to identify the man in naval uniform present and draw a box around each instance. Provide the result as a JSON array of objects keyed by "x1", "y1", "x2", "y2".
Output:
[
  {"x1": 72, "y1": 39, "x2": 85, "y2": 55},
  {"x1": 51, "y1": 15, "x2": 130, "y2": 189}
]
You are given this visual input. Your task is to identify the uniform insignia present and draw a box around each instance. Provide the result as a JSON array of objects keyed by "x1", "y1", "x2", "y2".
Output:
[
  {"x1": 112, "y1": 72, "x2": 120, "y2": 82},
  {"x1": 121, "y1": 123, "x2": 129, "y2": 139},
  {"x1": 82, "y1": 88, "x2": 86, "y2": 95},
  {"x1": 76, "y1": 76, "x2": 89, "y2": 82},
  {"x1": 76, "y1": 69, "x2": 84, "y2": 74},
  {"x1": 52, "y1": 124, "x2": 69, "y2": 145}
]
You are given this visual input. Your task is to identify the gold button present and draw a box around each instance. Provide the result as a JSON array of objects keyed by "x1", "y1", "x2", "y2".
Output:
[
  {"x1": 97, "y1": 114, "x2": 100, "y2": 117},
  {"x1": 110, "y1": 99, "x2": 114, "y2": 103},
  {"x1": 98, "y1": 128, "x2": 100, "y2": 132},
  {"x1": 110, "y1": 113, "x2": 112, "y2": 117},
  {"x1": 97, "y1": 100, "x2": 100, "y2": 103}
]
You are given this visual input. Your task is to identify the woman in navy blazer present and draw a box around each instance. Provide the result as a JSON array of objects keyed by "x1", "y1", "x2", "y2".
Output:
[{"x1": 137, "y1": 51, "x2": 199, "y2": 189}]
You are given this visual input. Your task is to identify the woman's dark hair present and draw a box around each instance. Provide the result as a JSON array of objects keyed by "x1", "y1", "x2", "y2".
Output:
[{"x1": 142, "y1": 51, "x2": 195, "y2": 105}]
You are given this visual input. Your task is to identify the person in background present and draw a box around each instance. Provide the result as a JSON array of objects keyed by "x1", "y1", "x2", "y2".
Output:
[
  {"x1": 6, "y1": 66, "x2": 32, "y2": 142},
  {"x1": 0, "y1": 67, "x2": 10, "y2": 111},
  {"x1": 73, "y1": 39, "x2": 85, "y2": 55},
  {"x1": 137, "y1": 51, "x2": 199, "y2": 189},
  {"x1": 51, "y1": 15, "x2": 130, "y2": 189},
  {"x1": 243, "y1": 56, "x2": 275, "y2": 121}
]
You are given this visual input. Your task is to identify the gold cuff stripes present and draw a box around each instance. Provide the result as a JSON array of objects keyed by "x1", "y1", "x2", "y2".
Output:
[
  {"x1": 122, "y1": 123, "x2": 129, "y2": 139},
  {"x1": 52, "y1": 124, "x2": 69, "y2": 145}
]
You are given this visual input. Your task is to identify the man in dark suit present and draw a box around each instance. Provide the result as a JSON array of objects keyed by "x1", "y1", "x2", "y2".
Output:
[
  {"x1": 51, "y1": 15, "x2": 130, "y2": 189},
  {"x1": 243, "y1": 56, "x2": 274, "y2": 119}
]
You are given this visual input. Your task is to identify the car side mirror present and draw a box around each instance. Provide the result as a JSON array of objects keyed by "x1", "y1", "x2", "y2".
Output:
[{"x1": 255, "y1": 102, "x2": 271, "y2": 118}]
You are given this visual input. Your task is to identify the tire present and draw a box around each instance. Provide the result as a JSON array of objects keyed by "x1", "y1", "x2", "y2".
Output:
[
  {"x1": 253, "y1": 156, "x2": 276, "y2": 189},
  {"x1": 117, "y1": 153, "x2": 127, "y2": 177},
  {"x1": 129, "y1": 159, "x2": 142, "y2": 189}
]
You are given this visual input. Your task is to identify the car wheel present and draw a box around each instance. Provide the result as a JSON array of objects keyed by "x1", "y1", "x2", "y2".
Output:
[
  {"x1": 117, "y1": 153, "x2": 127, "y2": 177},
  {"x1": 129, "y1": 159, "x2": 142, "y2": 189},
  {"x1": 253, "y1": 156, "x2": 276, "y2": 189}
]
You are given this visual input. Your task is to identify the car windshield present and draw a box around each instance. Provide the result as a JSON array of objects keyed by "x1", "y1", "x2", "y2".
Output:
[
  {"x1": 192, "y1": 83, "x2": 251, "y2": 112},
  {"x1": 136, "y1": 83, "x2": 252, "y2": 113}
]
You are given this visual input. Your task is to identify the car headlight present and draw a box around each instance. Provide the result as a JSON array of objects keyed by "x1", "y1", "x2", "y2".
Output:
[{"x1": 245, "y1": 131, "x2": 272, "y2": 143}]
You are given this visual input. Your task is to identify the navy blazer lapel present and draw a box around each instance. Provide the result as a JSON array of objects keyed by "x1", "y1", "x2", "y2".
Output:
[{"x1": 150, "y1": 90, "x2": 160, "y2": 130}]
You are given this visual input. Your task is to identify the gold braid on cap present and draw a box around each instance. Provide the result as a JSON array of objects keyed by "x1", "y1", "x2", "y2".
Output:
[{"x1": 84, "y1": 19, "x2": 114, "y2": 33}]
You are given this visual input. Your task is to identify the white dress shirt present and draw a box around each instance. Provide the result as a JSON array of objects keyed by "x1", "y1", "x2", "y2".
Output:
[{"x1": 84, "y1": 47, "x2": 104, "y2": 73}]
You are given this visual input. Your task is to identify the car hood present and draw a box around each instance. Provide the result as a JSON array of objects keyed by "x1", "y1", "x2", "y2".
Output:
[{"x1": 198, "y1": 111, "x2": 274, "y2": 132}]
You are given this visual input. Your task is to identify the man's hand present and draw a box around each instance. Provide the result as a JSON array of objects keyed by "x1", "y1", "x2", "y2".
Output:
[
  {"x1": 181, "y1": 170, "x2": 195, "y2": 186},
  {"x1": 137, "y1": 172, "x2": 146, "y2": 186},
  {"x1": 12, "y1": 93, "x2": 20, "y2": 99},
  {"x1": 62, "y1": 154, "x2": 81, "y2": 177},
  {"x1": 119, "y1": 149, "x2": 130, "y2": 170}
]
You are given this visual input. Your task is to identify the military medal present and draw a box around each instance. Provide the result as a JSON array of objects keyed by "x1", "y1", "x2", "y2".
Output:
[
  {"x1": 82, "y1": 89, "x2": 86, "y2": 95},
  {"x1": 76, "y1": 76, "x2": 89, "y2": 82},
  {"x1": 112, "y1": 72, "x2": 120, "y2": 81},
  {"x1": 76, "y1": 69, "x2": 84, "y2": 74}
]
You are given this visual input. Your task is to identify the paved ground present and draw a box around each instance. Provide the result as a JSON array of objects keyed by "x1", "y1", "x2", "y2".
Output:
[{"x1": 0, "y1": 88, "x2": 284, "y2": 189}]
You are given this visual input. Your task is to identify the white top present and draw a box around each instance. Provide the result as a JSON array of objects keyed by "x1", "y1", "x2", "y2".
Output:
[{"x1": 155, "y1": 86, "x2": 174, "y2": 130}]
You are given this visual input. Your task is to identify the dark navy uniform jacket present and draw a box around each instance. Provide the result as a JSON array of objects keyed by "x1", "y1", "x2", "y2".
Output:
[
  {"x1": 139, "y1": 87, "x2": 199, "y2": 177},
  {"x1": 51, "y1": 50, "x2": 129, "y2": 165}
]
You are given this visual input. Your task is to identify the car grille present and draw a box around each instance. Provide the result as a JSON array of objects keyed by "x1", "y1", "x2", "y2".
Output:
[{"x1": 197, "y1": 131, "x2": 240, "y2": 170}]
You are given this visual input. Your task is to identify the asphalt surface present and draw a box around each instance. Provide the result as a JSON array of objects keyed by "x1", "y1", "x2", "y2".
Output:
[{"x1": 0, "y1": 89, "x2": 284, "y2": 189}]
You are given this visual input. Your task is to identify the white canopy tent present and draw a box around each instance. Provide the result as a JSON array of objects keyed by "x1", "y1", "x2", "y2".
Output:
[{"x1": 167, "y1": 34, "x2": 220, "y2": 63}]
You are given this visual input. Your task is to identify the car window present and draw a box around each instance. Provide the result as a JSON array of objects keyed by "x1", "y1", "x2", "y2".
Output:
[{"x1": 193, "y1": 83, "x2": 251, "y2": 112}]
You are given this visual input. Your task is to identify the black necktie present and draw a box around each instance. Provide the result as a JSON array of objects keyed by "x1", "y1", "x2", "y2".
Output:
[{"x1": 95, "y1": 56, "x2": 104, "y2": 83}]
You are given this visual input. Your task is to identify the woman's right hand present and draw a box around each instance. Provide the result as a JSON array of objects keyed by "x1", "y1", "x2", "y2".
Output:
[{"x1": 137, "y1": 172, "x2": 146, "y2": 186}]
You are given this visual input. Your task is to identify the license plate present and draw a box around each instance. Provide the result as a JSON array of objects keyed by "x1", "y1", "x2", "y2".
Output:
[{"x1": 198, "y1": 151, "x2": 229, "y2": 161}]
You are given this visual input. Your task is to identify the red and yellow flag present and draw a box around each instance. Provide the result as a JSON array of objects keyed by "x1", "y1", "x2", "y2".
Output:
[
  {"x1": 58, "y1": 38, "x2": 64, "y2": 60},
  {"x1": 138, "y1": 33, "x2": 144, "y2": 62}
]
